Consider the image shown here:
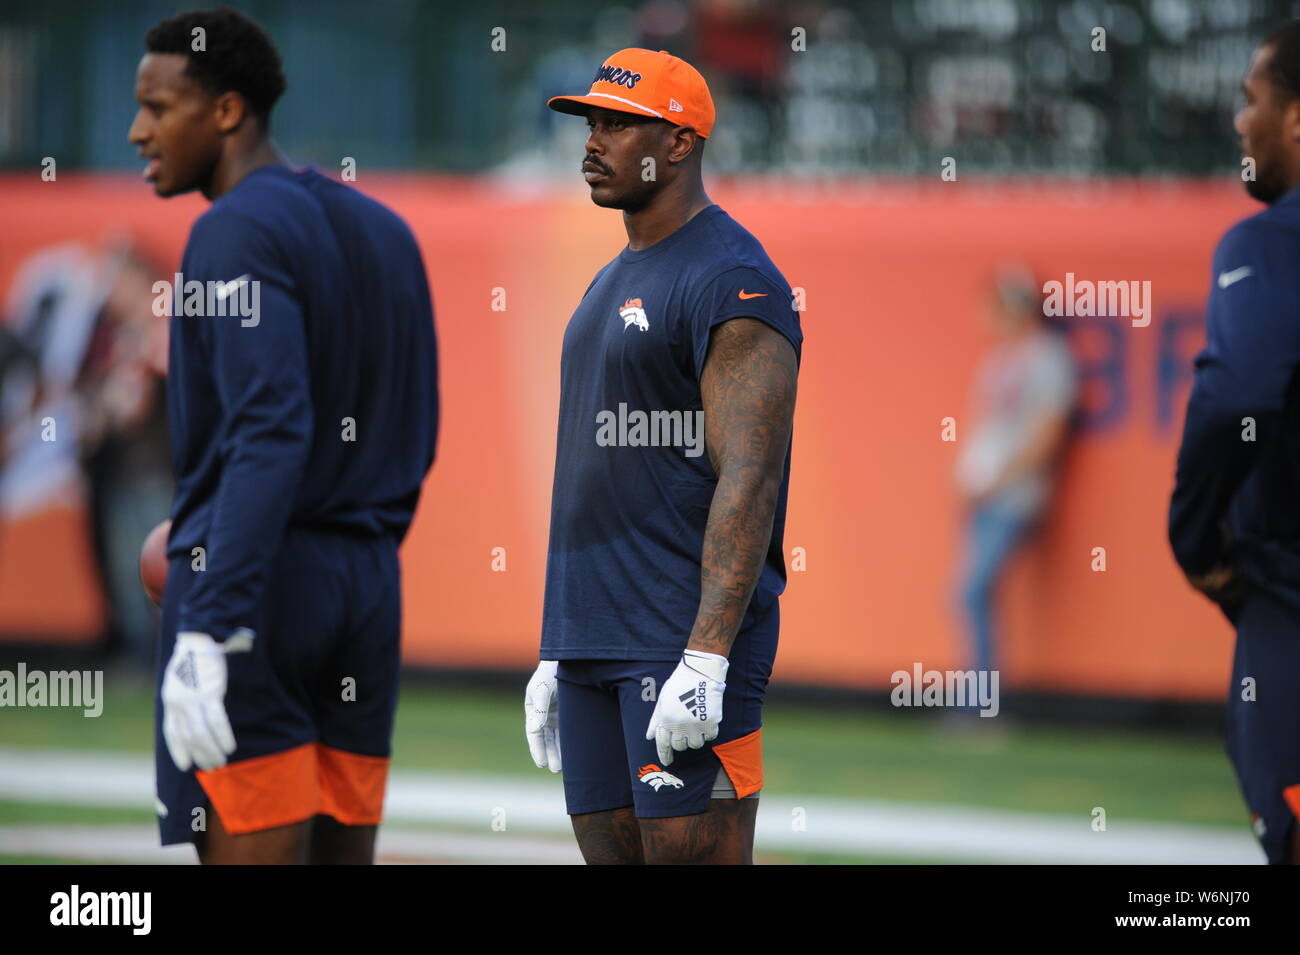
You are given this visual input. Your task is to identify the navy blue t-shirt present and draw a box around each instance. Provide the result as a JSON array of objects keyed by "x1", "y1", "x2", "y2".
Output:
[
  {"x1": 540, "y1": 204, "x2": 802, "y2": 661},
  {"x1": 167, "y1": 165, "x2": 438, "y2": 641}
]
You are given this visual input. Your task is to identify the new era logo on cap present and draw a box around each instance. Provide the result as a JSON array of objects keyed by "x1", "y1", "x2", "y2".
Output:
[{"x1": 547, "y1": 48, "x2": 716, "y2": 138}]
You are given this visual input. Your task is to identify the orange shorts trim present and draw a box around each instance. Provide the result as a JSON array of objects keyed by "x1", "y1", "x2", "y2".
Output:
[
  {"x1": 317, "y1": 744, "x2": 390, "y2": 826},
  {"x1": 1284, "y1": 783, "x2": 1300, "y2": 821},
  {"x1": 713, "y1": 727, "x2": 763, "y2": 799},
  {"x1": 196, "y1": 742, "x2": 390, "y2": 835},
  {"x1": 196, "y1": 742, "x2": 319, "y2": 835}
]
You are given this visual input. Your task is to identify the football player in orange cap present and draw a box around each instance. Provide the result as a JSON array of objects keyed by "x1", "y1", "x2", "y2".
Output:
[{"x1": 526, "y1": 49, "x2": 803, "y2": 864}]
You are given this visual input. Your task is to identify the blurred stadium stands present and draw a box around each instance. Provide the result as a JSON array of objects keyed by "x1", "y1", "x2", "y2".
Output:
[{"x1": 1, "y1": 0, "x2": 1291, "y2": 176}]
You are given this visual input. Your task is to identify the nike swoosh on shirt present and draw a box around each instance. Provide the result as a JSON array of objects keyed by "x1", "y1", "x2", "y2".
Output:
[
  {"x1": 215, "y1": 274, "x2": 251, "y2": 300},
  {"x1": 1218, "y1": 266, "x2": 1253, "y2": 289},
  {"x1": 738, "y1": 290, "x2": 767, "y2": 299}
]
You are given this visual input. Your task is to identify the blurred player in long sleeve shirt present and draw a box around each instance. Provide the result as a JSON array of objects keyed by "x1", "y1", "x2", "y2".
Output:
[
  {"x1": 129, "y1": 8, "x2": 437, "y2": 864},
  {"x1": 1169, "y1": 21, "x2": 1300, "y2": 865}
]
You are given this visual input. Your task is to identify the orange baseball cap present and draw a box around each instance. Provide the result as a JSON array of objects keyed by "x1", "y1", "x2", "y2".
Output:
[{"x1": 547, "y1": 48, "x2": 715, "y2": 138}]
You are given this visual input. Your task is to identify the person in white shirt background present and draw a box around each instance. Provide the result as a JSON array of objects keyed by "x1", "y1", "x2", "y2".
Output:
[{"x1": 954, "y1": 265, "x2": 1078, "y2": 712}]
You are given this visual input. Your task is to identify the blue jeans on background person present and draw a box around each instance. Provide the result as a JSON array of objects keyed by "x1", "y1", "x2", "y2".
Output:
[{"x1": 956, "y1": 498, "x2": 1038, "y2": 712}]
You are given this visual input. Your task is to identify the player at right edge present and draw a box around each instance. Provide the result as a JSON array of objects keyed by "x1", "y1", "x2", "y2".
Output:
[{"x1": 1170, "y1": 19, "x2": 1300, "y2": 866}]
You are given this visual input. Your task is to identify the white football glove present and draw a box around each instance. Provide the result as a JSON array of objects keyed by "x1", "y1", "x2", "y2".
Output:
[
  {"x1": 646, "y1": 649, "x2": 728, "y2": 766},
  {"x1": 161, "y1": 631, "x2": 237, "y2": 772},
  {"x1": 525, "y1": 660, "x2": 562, "y2": 772}
]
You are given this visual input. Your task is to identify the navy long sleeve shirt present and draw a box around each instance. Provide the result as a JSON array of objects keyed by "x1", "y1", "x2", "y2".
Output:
[
  {"x1": 1170, "y1": 187, "x2": 1300, "y2": 597},
  {"x1": 167, "y1": 165, "x2": 438, "y2": 641}
]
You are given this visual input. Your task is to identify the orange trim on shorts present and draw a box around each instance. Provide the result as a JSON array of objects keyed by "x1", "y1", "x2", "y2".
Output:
[
  {"x1": 316, "y1": 744, "x2": 389, "y2": 826},
  {"x1": 1284, "y1": 783, "x2": 1300, "y2": 820},
  {"x1": 196, "y1": 742, "x2": 319, "y2": 835},
  {"x1": 713, "y1": 727, "x2": 763, "y2": 799},
  {"x1": 196, "y1": 742, "x2": 391, "y2": 835}
]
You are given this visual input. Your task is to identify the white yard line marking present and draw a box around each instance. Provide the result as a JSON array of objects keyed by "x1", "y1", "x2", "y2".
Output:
[{"x1": 0, "y1": 747, "x2": 1263, "y2": 863}]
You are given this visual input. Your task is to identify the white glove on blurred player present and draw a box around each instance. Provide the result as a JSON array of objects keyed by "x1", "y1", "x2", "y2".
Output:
[
  {"x1": 525, "y1": 660, "x2": 562, "y2": 772},
  {"x1": 161, "y1": 631, "x2": 237, "y2": 772},
  {"x1": 646, "y1": 649, "x2": 728, "y2": 766}
]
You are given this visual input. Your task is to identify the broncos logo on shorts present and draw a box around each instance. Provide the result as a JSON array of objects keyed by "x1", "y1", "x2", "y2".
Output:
[
  {"x1": 620, "y1": 298, "x2": 649, "y2": 332},
  {"x1": 637, "y1": 763, "x2": 684, "y2": 791}
]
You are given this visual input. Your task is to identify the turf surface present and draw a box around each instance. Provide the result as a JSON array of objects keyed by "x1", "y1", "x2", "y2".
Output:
[{"x1": 0, "y1": 673, "x2": 1247, "y2": 863}]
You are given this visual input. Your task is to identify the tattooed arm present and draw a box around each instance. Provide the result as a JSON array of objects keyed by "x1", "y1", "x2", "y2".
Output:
[{"x1": 687, "y1": 317, "x2": 798, "y2": 658}]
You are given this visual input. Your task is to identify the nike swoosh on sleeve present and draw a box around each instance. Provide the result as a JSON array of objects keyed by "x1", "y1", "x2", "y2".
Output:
[
  {"x1": 214, "y1": 274, "x2": 252, "y2": 300},
  {"x1": 1217, "y1": 266, "x2": 1253, "y2": 289}
]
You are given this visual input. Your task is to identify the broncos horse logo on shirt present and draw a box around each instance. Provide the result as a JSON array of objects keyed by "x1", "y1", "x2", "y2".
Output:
[
  {"x1": 637, "y1": 763, "x2": 684, "y2": 791},
  {"x1": 620, "y1": 297, "x2": 649, "y2": 332}
]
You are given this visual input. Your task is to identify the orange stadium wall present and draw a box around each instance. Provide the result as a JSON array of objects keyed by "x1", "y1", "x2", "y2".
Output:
[{"x1": 0, "y1": 174, "x2": 1258, "y2": 698}]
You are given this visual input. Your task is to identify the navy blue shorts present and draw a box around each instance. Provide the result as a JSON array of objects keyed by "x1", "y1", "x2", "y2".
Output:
[
  {"x1": 557, "y1": 605, "x2": 778, "y2": 818},
  {"x1": 154, "y1": 526, "x2": 401, "y2": 846},
  {"x1": 1226, "y1": 587, "x2": 1300, "y2": 864}
]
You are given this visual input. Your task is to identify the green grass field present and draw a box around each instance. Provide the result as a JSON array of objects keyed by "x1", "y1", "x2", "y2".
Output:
[{"x1": 0, "y1": 671, "x2": 1249, "y2": 864}]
